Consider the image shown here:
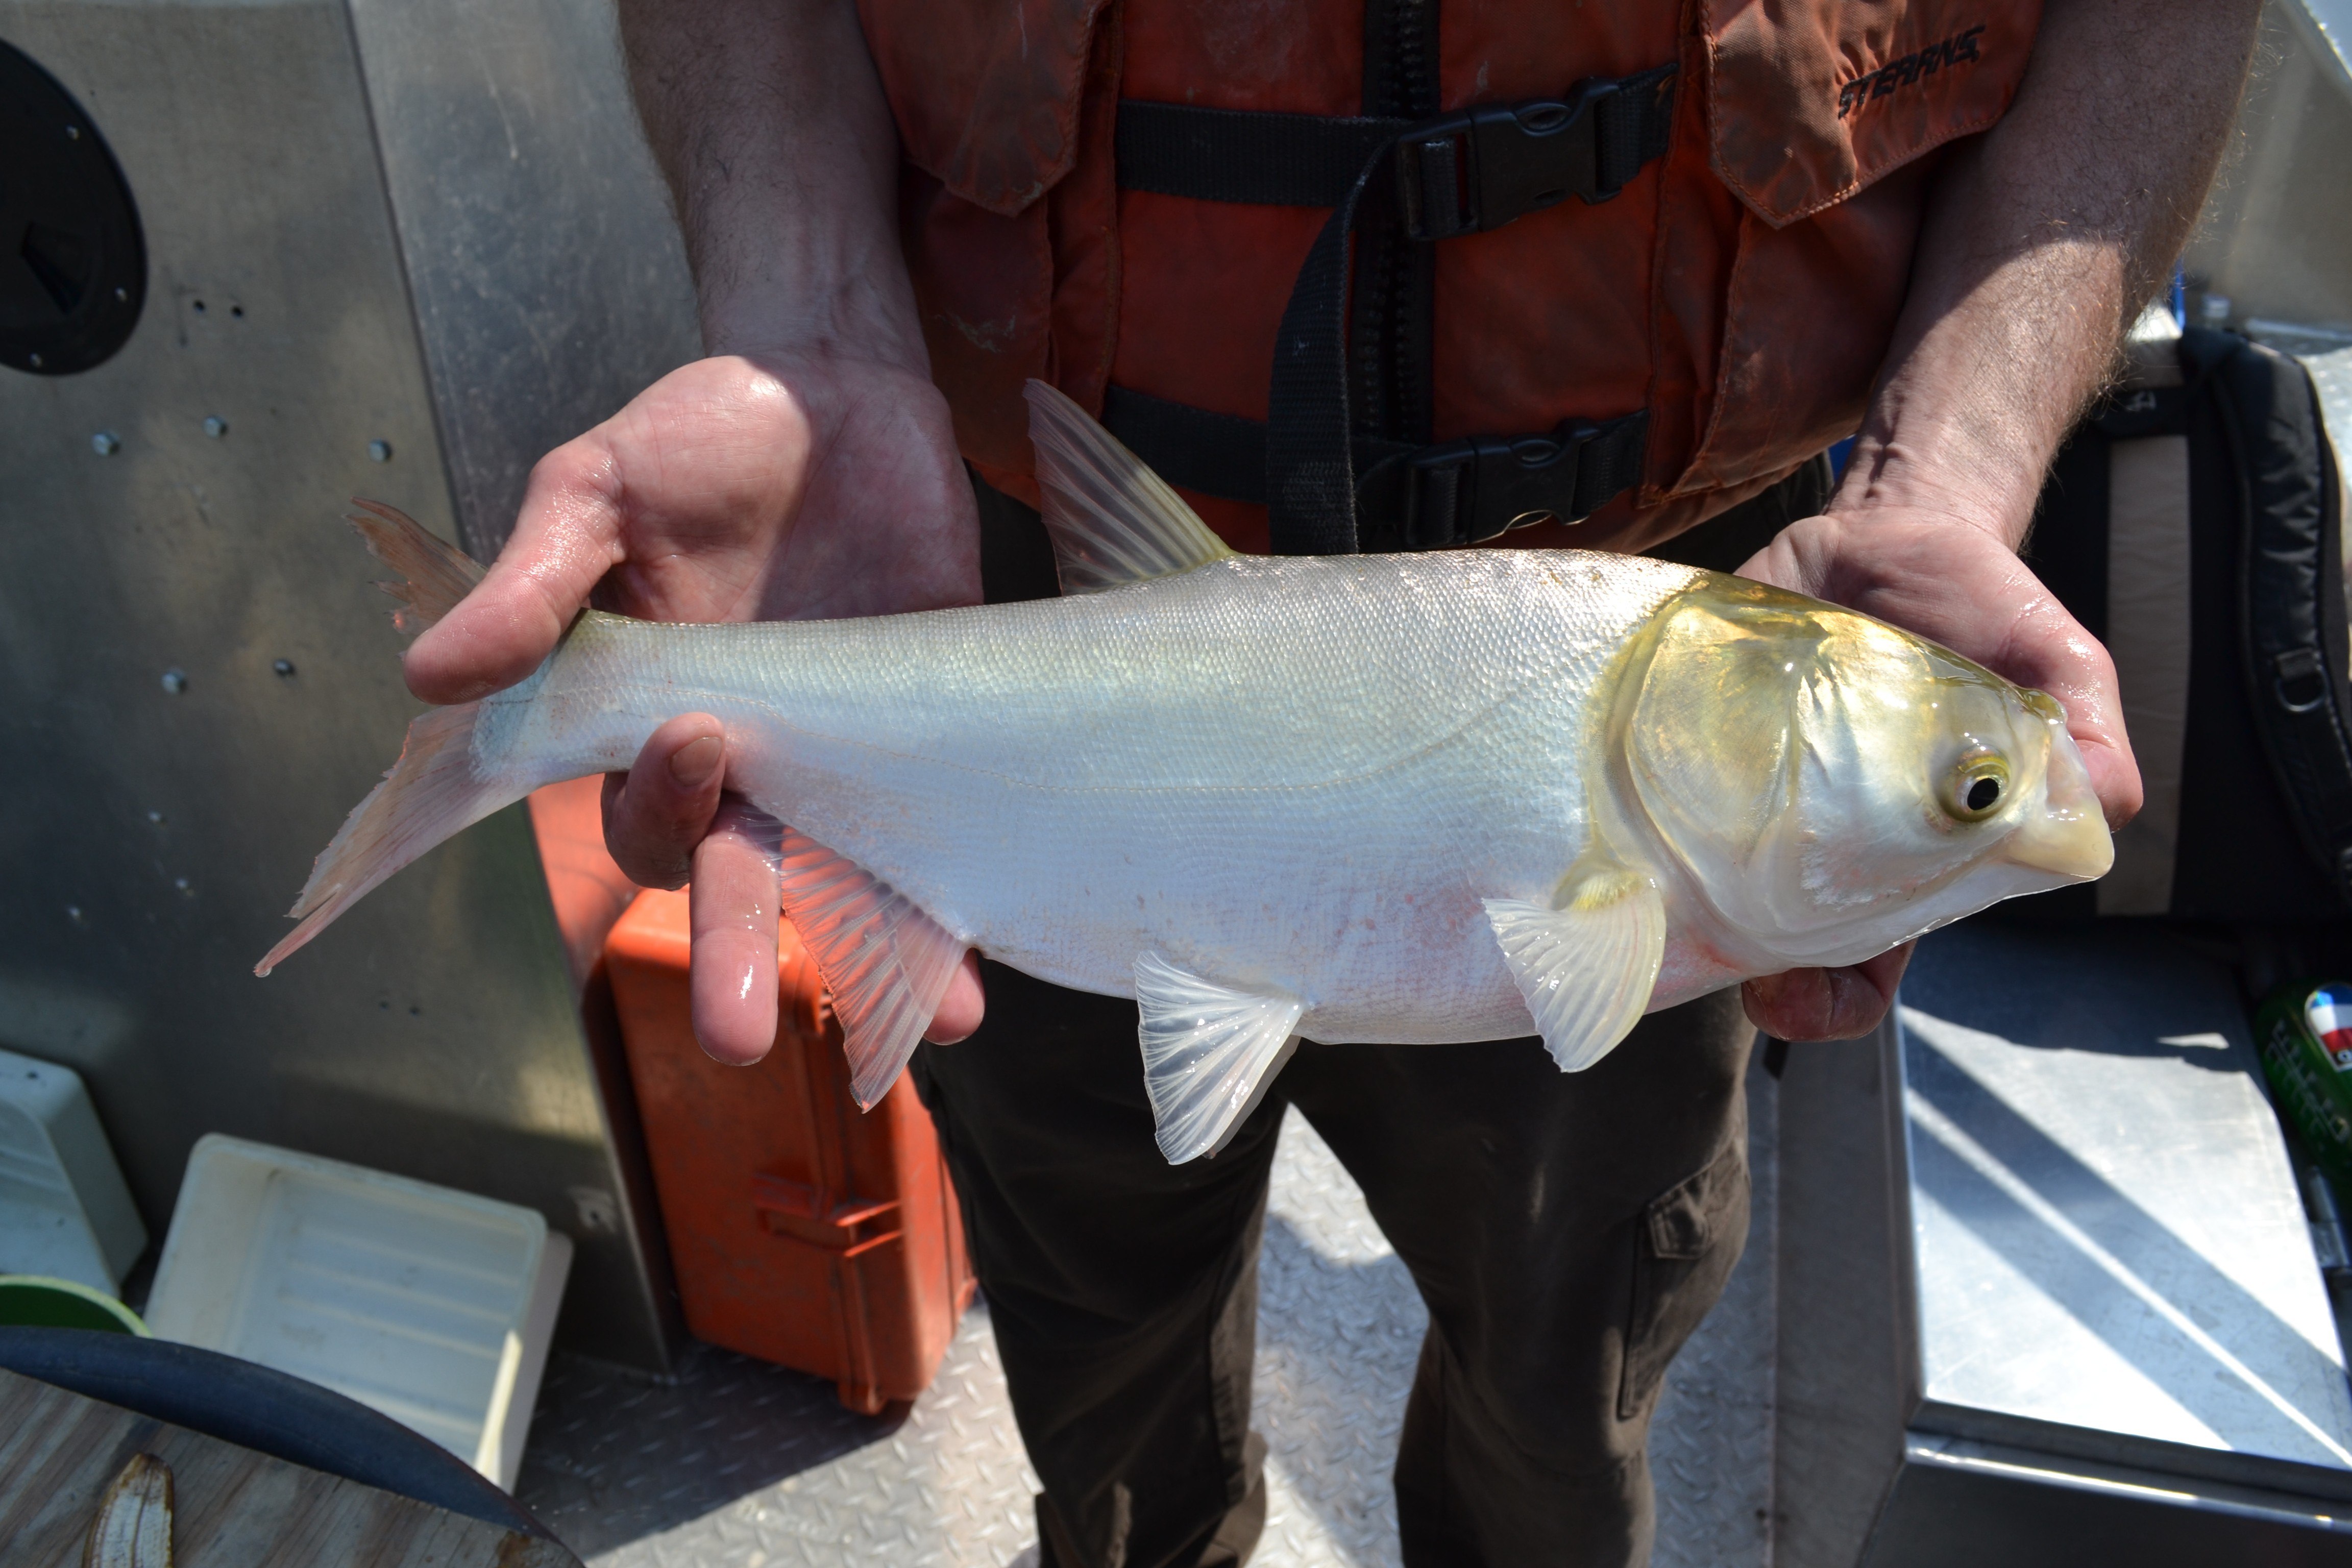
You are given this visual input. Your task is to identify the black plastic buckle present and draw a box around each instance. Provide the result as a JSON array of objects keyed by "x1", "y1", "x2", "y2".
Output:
[
  {"x1": 1401, "y1": 419, "x2": 1610, "y2": 549},
  {"x1": 1395, "y1": 79, "x2": 1626, "y2": 241}
]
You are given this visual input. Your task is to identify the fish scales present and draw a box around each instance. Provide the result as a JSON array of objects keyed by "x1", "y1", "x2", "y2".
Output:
[{"x1": 500, "y1": 551, "x2": 1702, "y2": 1045}]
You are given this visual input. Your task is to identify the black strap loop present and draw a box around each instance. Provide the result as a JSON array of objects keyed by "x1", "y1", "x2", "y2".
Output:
[{"x1": 1100, "y1": 384, "x2": 1648, "y2": 549}]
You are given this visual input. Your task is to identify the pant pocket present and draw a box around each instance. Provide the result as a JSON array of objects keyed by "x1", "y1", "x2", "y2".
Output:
[{"x1": 1616, "y1": 1134, "x2": 1750, "y2": 1421}]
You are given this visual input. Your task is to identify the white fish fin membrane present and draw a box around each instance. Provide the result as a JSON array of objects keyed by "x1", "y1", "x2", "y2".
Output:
[
  {"x1": 1134, "y1": 952, "x2": 1305, "y2": 1164},
  {"x1": 1024, "y1": 379, "x2": 1238, "y2": 593},
  {"x1": 1485, "y1": 870, "x2": 1667, "y2": 1073},
  {"x1": 776, "y1": 828, "x2": 965, "y2": 1110},
  {"x1": 257, "y1": 702, "x2": 529, "y2": 975},
  {"x1": 346, "y1": 499, "x2": 485, "y2": 635}
]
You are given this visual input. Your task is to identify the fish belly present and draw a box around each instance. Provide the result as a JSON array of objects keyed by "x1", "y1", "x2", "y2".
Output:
[{"x1": 543, "y1": 551, "x2": 1704, "y2": 1043}]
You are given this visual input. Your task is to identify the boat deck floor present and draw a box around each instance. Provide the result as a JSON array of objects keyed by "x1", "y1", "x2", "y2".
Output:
[{"x1": 515, "y1": 1061, "x2": 1781, "y2": 1567}]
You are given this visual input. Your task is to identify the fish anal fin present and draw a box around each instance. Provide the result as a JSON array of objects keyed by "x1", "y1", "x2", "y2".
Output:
[
  {"x1": 1134, "y1": 952, "x2": 1305, "y2": 1164},
  {"x1": 347, "y1": 499, "x2": 485, "y2": 635},
  {"x1": 1485, "y1": 859, "x2": 1667, "y2": 1074},
  {"x1": 777, "y1": 828, "x2": 965, "y2": 1109},
  {"x1": 1024, "y1": 380, "x2": 1239, "y2": 594}
]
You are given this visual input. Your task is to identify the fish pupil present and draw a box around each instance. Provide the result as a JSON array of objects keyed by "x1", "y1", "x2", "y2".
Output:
[{"x1": 1967, "y1": 776, "x2": 2000, "y2": 813}]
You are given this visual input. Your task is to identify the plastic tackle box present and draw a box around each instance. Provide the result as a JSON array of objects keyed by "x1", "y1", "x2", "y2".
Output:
[
  {"x1": 603, "y1": 887, "x2": 974, "y2": 1412},
  {"x1": 143, "y1": 1135, "x2": 572, "y2": 1488}
]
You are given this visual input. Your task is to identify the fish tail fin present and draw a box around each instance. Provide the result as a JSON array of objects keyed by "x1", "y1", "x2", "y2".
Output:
[
  {"x1": 347, "y1": 499, "x2": 484, "y2": 635},
  {"x1": 255, "y1": 700, "x2": 534, "y2": 975}
]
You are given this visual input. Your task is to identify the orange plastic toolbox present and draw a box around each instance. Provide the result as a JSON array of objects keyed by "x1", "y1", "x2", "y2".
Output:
[{"x1": 603, "y1": 887, "x2": 974, "y2": 1412}]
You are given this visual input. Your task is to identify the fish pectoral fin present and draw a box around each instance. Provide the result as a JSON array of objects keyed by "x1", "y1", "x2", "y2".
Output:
[
  {"x1": 1485, "y1": 864, "x2": 1667, "y2": 1074},
  {"x1": 1025, "y1": 380, "x2": 1239, "y2": 594},
  {"x1": 1134, "y1": 952, "x2": 1305, "y2": 1165},
  {"x1": 777, "y1": 828, "x2": 967, "y2": 1110}
]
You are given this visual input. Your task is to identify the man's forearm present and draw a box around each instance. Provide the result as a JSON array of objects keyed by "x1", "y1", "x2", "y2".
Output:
[
  {"x1": 619, "y1": 0, "x2": 922, "y2": 362},
  {"x1": 1837, "y1": 0, "x2": 2260, "y2": 542}
]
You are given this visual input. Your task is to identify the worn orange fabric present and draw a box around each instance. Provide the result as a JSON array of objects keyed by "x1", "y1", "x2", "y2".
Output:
[
  {"x1": 858, "y1": 0, "x2": 1114, "y2": 216},
  {"x1": 1705, "y1": 1, "x2": 2035, "y2": 226},
  {"x1": 863, "y1": 0, "x2": 2042, "y2": 550}
]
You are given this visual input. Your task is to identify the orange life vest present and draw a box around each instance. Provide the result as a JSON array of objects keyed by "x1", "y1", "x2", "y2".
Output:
[{"x1": 861, "y1": 0, "x2": 2041, "y2": 554}]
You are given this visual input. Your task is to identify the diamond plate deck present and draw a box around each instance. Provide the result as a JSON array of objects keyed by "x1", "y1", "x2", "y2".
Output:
[{"x1": 517, "y1": 1064, "x2": 1780, "y2": 1566}]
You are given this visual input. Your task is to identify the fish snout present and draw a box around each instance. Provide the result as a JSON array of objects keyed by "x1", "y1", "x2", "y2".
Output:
[{"x1": 2001, "y1": 727, "x2": 2114, "y2": 884}]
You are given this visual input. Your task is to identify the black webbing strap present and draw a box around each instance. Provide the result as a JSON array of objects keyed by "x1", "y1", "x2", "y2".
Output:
[
  {"x1": 1114, "y1": 66, "x2": 1677, "y2": 221},
  {"x1": 1102, "y1": 385, "x2": 1267, "y2": 504},
  {"x1": 1116, "y1": 104, "x2": 1399, "y2": 209},
  {"x1": 1111, "y1": 64, "x2": 1677, "y2": 552},
  {"x1": 1354, "y1": 410, "x2": 1651, "y2": 550},
  {"x1": 1102, "y1": 383, "x2": 1649, "y2": 551}
]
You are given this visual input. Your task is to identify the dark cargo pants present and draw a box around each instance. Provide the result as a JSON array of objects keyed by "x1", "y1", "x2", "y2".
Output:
[
  {"x1": 911, "y1": 464, "x2": 1822, "y2": 1568},
  {"x1": 913, "y1": 977, "x2": 1753, "y2": 1568}
]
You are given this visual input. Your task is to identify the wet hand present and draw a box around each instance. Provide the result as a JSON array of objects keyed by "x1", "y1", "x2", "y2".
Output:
[
  {"x1": 599, "y1": 714, "x2": 988, "y2": 1062},
  {"x1": 404, "y1": 351, "x2": 978, "y2": 698},
  {"x1": 405, "y1": 351, "x2": 988, "y2": 1062},
  {"x1": 1734, "y1": 507, "x2": 2142, "y2": 1042}
]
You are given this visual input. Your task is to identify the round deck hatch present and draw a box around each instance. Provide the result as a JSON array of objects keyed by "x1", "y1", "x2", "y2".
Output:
[{"x1": 1, "y1": 41, "x2": 146, "y2": 376}]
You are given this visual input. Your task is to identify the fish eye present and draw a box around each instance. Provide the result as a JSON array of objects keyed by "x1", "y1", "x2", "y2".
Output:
[{"x1": 1942, "y1": 752, "x2": 2010, "y2": 823}]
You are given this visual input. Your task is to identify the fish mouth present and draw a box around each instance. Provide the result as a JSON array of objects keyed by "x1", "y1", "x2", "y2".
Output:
[{"x1": 2002, "y1": 725, "x2": 2114, "y2": 884}]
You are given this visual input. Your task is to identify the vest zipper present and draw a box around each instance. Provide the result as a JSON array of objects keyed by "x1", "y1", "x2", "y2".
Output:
[{"x1": 1356, "y1": 0, "x2": 1439, "y2": 448}]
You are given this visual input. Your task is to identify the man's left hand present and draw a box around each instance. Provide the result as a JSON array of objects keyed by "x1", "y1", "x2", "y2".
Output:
[{"x1": 1734, "y1": 507, "x2": 2143, "y2": 1041}]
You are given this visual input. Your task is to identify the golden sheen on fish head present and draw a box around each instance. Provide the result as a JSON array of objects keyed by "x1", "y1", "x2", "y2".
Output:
[{"x1": 1621, "y1": 579, "x2": 2112, "y2": 968}]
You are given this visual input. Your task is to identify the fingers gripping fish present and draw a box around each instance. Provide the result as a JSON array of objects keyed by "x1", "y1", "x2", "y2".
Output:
[{"x1": 259, "y1": 385, "x2": 2113, "y2": 1163}]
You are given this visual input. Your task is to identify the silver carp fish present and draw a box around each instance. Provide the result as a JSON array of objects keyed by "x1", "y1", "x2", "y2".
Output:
[{"x1": 261, "y1": 384, "x2": 2112, "y2": 1161}]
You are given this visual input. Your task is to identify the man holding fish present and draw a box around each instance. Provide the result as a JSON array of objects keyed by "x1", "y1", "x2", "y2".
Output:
[{"x1": 374, "y1": 2, "x2": 2256, "y2": 1563}]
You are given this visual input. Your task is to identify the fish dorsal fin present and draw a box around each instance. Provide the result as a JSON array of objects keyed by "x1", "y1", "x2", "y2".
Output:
[
  {"x1": 1025, "y1": 380, "x2": 1237, "y2": 594},
  {"x1": 1133, "y1": 952, "x2": 1305, "y2": 1163},
  {"x1": 346, "y1": 499, "x2": 483, "y2": 635},
  {"x1": 776, "y1": 828, "x2": 966, "y2": 1108},
  {"x1": 1484, "y1": 853, "x2": 1667, "y2": 1073}
]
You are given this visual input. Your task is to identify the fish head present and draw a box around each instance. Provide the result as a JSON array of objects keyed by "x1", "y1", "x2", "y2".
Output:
[{"x1": 1621, "y1": 579, "x2": 2112, "y2": 967}]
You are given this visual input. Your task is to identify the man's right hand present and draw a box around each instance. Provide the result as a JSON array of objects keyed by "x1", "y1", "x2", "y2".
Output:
[
  {"x1": 403, "y1": 0, "x2": 993, "y2": 1065},
  {"x1": 404, "y1": 349, "x2": 988, "y2": 1063},
  {"x1": 404, "y1": 351, "x2": 975, "y2": 702}
]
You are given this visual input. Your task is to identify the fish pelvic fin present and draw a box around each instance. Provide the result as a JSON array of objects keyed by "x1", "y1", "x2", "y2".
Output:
[
  {"x1": 257, "y1": 699, "x2": 539, "y2": 975},
  {"x1": 776, "y1": 829, "x2": 966, "y2": 1110},
  {"x1": 1485, "y1": 855, "x2": 1668, "y2": 1073},
  {"x1": 1134, "y1": 952, "x2": 1305, "y2": 1164},
  {"x1": 347, "y1": 498, "x2": 484, "y2": 634},
  {"x1": 1024, "y1": 380, "x2": 1238, "y2": 594}
]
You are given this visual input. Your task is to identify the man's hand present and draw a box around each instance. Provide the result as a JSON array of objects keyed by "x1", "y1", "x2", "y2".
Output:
[
  {"x1": 1744, "y1": 511, "x2": 2140, "y2": 825},
  {"x1": 1726, "y1": 0, "x2": 2255, "y2": 1044},
  {"x1": 1735, "y1": 509, "x2": 2141, "y2": 1041},
  {"x1": 406, "y1": 352, "x2": 974, "y2": 703},
  {"x1": 406, "y1": 349, "x2": 989, "y2": 1063},
  {"x1": 400, "y1": 0, "x2": 994, "y2": 1066}
]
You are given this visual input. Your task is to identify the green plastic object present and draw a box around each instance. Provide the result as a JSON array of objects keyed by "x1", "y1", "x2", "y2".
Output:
[
  {"x1": 2257, "y1": 981, "x2": 2352, "y2": 1197},
  {"x1": 0, "y1": 1273, "x2": 149, "y2": 1335}
]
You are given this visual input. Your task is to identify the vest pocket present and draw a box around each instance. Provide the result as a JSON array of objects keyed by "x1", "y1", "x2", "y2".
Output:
[
  {"x1": 859, "y1": 0, "x2": 1112, "y2": 216},
  {"x1": 1617, "y1": 1134, "x2": 1750, "y2": 1422},
  {"x1": 1701, "y1": 0, "x2": 2041, "y2": 227}
]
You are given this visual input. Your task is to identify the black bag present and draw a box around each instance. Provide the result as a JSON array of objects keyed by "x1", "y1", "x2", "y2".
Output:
[{"x1": 2018, "y1": 325, "x2": 2351, "y2": 923}]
